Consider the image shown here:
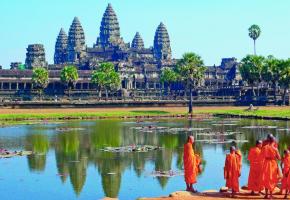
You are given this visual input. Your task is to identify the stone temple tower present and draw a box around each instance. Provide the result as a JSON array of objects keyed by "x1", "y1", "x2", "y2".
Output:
[
  {"x1": 25, "y1": 44, "x2": 48, "y2": 69},
  {"x1": 131, "y1": 32, "x2": 144, "y2": 49},
  {"x1": 67, "y1": 17, "x2": 86, "y2": 63},
  {"x1": 54, "y1": 28, "x2": 68, "y2": 64},
  {"x1": 96, "y1": 3, "x2": 125, "y2": 48},
  {"x1": 153, "y1": 22, "x2": 172, "y2": 60}
]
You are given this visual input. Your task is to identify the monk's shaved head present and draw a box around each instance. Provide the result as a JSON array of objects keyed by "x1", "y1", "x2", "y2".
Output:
[
  {"x1": 230, "y1": 146, "x2": 236, "y2": 152},
  {"x1": 269, "y1": 135, "x2": 275, "y2": 143},
  {"x1": 187, "y1": 136, "x2": 194, "y2": 143},
  {"x1": 256, "y1": 140, "x2": 262, "y2": 145},
  {"x1": 267, "y1": 134, "x2": 274, "y2": 140}
]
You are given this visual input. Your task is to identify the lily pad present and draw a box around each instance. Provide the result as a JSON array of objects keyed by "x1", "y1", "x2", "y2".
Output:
[
  {"x1": 241, "y1": 126, "x2": 277, "y2": 129},
  {"x1": 101, "y1": 145, "x2": 161, "y2": 153},
  {"x1": 148, "y1": 170, "x2": 184, "y2": 177},
  {"x1": 56, "y1": 127, "x2": 86, "y2": 132},
  {"x1": 0, "y1": 150, "x2": 33, "y2": 158}
]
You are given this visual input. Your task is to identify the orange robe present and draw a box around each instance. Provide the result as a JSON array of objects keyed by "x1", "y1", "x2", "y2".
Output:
[
  {"x1": 224, "y1": 152, "x2": 242, "y2": 192},
  {"x1": 263, "y1": 140, "x2": 278, "y2": 148},
  {"x1": 195, "y1": 154, "x2": 202, "y2": 175},
  {"x1": 183, "y1": 142, "x2": 197, "y2": 184},
  {"x1": 261, "y1": 144, "x2": 280, "y2": 191},
  {"x1": 247, "y1": 147, "x2": 263, "y2": 191},
  {"x1": 281, "y1": 155, "x2": 290, "y2": 190}
]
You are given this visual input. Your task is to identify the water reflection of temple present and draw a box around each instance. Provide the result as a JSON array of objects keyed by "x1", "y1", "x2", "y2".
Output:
[{"x1": 21, "y1": 119, "x2": 289, "y2": 198}]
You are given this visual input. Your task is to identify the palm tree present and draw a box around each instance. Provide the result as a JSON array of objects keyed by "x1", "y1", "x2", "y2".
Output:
[
  {"x1": 60, "y1": 66, "x2": 79, "y2": 97},
  {"x1": 248, "y1": 25, "x2": 261, "y2": 55},
  {"x1": 160, "y1": 67, "x2": 177, "y2": 95},
  {"x1": 91, "y1": 62, "x2": 121, "y2": 100},
  {"x1": 31, "y1": 67, "x2": 49, "y2": 100},
  {"x1": 175, "y1": 53, "x2": 206, "y2": 113}
]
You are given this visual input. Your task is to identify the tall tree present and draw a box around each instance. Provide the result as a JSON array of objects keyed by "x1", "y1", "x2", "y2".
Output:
[
  {"x1": 240, "y1": 55, "x2": 265, "y2": 98},
  {"x1": 175, "y1": 53, "x2": 206, "y2": 113},
  {"x1": 279, "y1": 60, "x2": 290, "y2": 105},
  {"x1": 91, "y1": 62, "x2": 121, "y2": 99},
  {"x1": 248, "y1": 25, "x2": 261, "y2": 55},
  {"x1": 160, "y1": 67, "x2": 177, "y2": 95},
  {"x1": 60, "y1": 65, "x2": 79, "y2": 97},
  {"x1": 31, "y1": 67, "x2": 49, "y2": 100},
  {"x1": 264, "y1": 56, "x2": 282, "y2": 103}
]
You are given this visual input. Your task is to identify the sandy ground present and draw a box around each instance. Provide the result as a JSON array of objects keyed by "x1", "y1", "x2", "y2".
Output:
[
  {"x1": 0, "y1": 106, "x2": 287, "y2": 115},
  {"x1": 139, "y1": 189, "x2": 287, "y2": 200}
]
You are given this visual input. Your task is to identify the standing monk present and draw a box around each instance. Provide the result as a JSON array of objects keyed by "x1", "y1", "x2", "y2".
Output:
[
  {"x1": 183, "y1": 136, "x2": 198, "y2": 193},
  {"x1": 224, "y1": 146, "x2": 242, "y2": 198},
  {"x1": 261, "y1": 135, "x2": 281, "y2": 199},
  {"x1": 248, "y1": 140, "x2": 263, "y2": 195},
  {"x1": 281, "y1": 150, "x2": 290, "y2": 198}
]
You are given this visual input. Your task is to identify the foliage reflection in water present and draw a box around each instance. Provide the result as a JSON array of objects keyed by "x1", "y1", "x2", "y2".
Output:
[{"x1": 0, "y1": 118, "x2": 289, "y2": 200}]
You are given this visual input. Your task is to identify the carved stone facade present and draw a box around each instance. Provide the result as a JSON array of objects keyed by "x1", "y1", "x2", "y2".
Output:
[
  {"x1": 25, "y1": 44, "x2": 47, "y2": 69},
  {"x1": 153, "y1": 23, "x2": 172, "y2": 60},
  {"x1": 131, "y1": 32, "x2": 144, "y2": 49},
  {"x1": 96, "y1": 3, "x2": 126, "y2": 48},
  {"x1": 67, "y1": 17, "x2": 86, "y2": 64},
  {"x1": 54, "y1": 28, "x2": 68, "y2": 65}
]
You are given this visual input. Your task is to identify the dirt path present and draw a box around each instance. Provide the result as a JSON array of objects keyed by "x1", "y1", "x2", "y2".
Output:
[{"x1": 139, "y1": 190, "x2": 286, "y2": 200}]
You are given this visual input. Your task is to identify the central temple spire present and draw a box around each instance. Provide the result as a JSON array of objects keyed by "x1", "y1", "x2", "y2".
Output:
[{"x1": 97, "y1": 3, "x2": 124, "y2": 48}]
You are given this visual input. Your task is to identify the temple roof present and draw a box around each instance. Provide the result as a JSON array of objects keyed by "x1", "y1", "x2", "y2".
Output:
[
  {"x1": 154, "y1": 23, "x2": 170, "y2": 48},
  {"x1": 131, "y1": 32, "x2": 144, "y2": 49},
  {"x1": 153, "y1": 22, "x2": 171, "y2": 60},
  {"x1": 98, "y1": 3, "x2": 121, "y2": 47},
  {"x1": 54, "y1": 28, "x2": 68, "y2": 64},
  {"x1": 58, "y1": 28, "x2": 67, "y2": 40},
  {"x1": 68, "y1": 17, "x2": 86, "y2": 48}
]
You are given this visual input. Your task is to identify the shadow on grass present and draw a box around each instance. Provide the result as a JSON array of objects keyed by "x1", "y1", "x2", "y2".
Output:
[{"x1": 130, "y1": 110, "x2": 170, "y2": 115}]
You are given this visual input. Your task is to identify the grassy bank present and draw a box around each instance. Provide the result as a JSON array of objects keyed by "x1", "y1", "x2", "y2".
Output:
[
  {"x1": 196, "y1": 107, "x2": 290, "y2": 119},
  {"x1": 0, "y1": 106, "x2": 288, "y2": 122}
]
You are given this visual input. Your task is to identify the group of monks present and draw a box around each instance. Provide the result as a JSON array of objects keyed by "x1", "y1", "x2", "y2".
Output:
[{"x1": 183, "y1": 134, "x2": 290, "y2": 199}]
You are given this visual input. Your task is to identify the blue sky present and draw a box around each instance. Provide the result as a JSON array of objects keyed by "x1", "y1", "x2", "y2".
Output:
[{"x1": 0, "y1": 0, "x2": 290, "y2": 68}]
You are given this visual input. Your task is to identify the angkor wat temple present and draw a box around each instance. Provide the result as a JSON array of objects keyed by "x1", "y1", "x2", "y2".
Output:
[{"x1": 0, "y1": 4, "x2": 241, "y2": 101}]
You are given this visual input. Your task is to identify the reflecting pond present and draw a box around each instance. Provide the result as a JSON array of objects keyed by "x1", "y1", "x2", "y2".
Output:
[{"x1": 0, "y1": 118, "x2": 289, "y2": 200}]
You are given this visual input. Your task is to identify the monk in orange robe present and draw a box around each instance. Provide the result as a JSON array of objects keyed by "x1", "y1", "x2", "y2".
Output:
[
  {"x1": 183, "y1": 136, "x2": 199, "y2": 192},
  {"x1": 261, "y1": 135, "x2": 281, "y2": 199},
  {"x1": 224, "y1": 146, "x2": 242, "y2": 197},
  {"x1": 247, "y1": 140, "x2": 263, "y2": 195},
  {"x1": 281, "y1": 150, "x2": 290, "y2": 198}
]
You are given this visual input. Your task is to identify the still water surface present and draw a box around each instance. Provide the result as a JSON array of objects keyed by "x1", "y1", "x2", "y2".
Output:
[{"x1": 0, "y1": 118, "x2": 289, "y2": 200}]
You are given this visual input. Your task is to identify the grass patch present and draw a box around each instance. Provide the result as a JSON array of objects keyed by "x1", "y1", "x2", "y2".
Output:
[
  {"x1": 0, "y1": 110, "x2": 179, "y2": 121},
  {"x1": 130, "y1": 110, "x2": 170, "y2": 115},
  {"x1": 0, "y1": 107, "x2": 288, "y2": 123},
  {"x1": 195, "y1": 108, "x2": 290, "y2": 118}
]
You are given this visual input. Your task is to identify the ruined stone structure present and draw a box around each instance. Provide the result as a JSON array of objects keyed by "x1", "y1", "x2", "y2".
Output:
[
  {"x1": 0, "y1": 3, "x2": 242, "y2": 101},
  {"x1": 25, "y1": 44, "x2": 47, "y2": 69}
]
